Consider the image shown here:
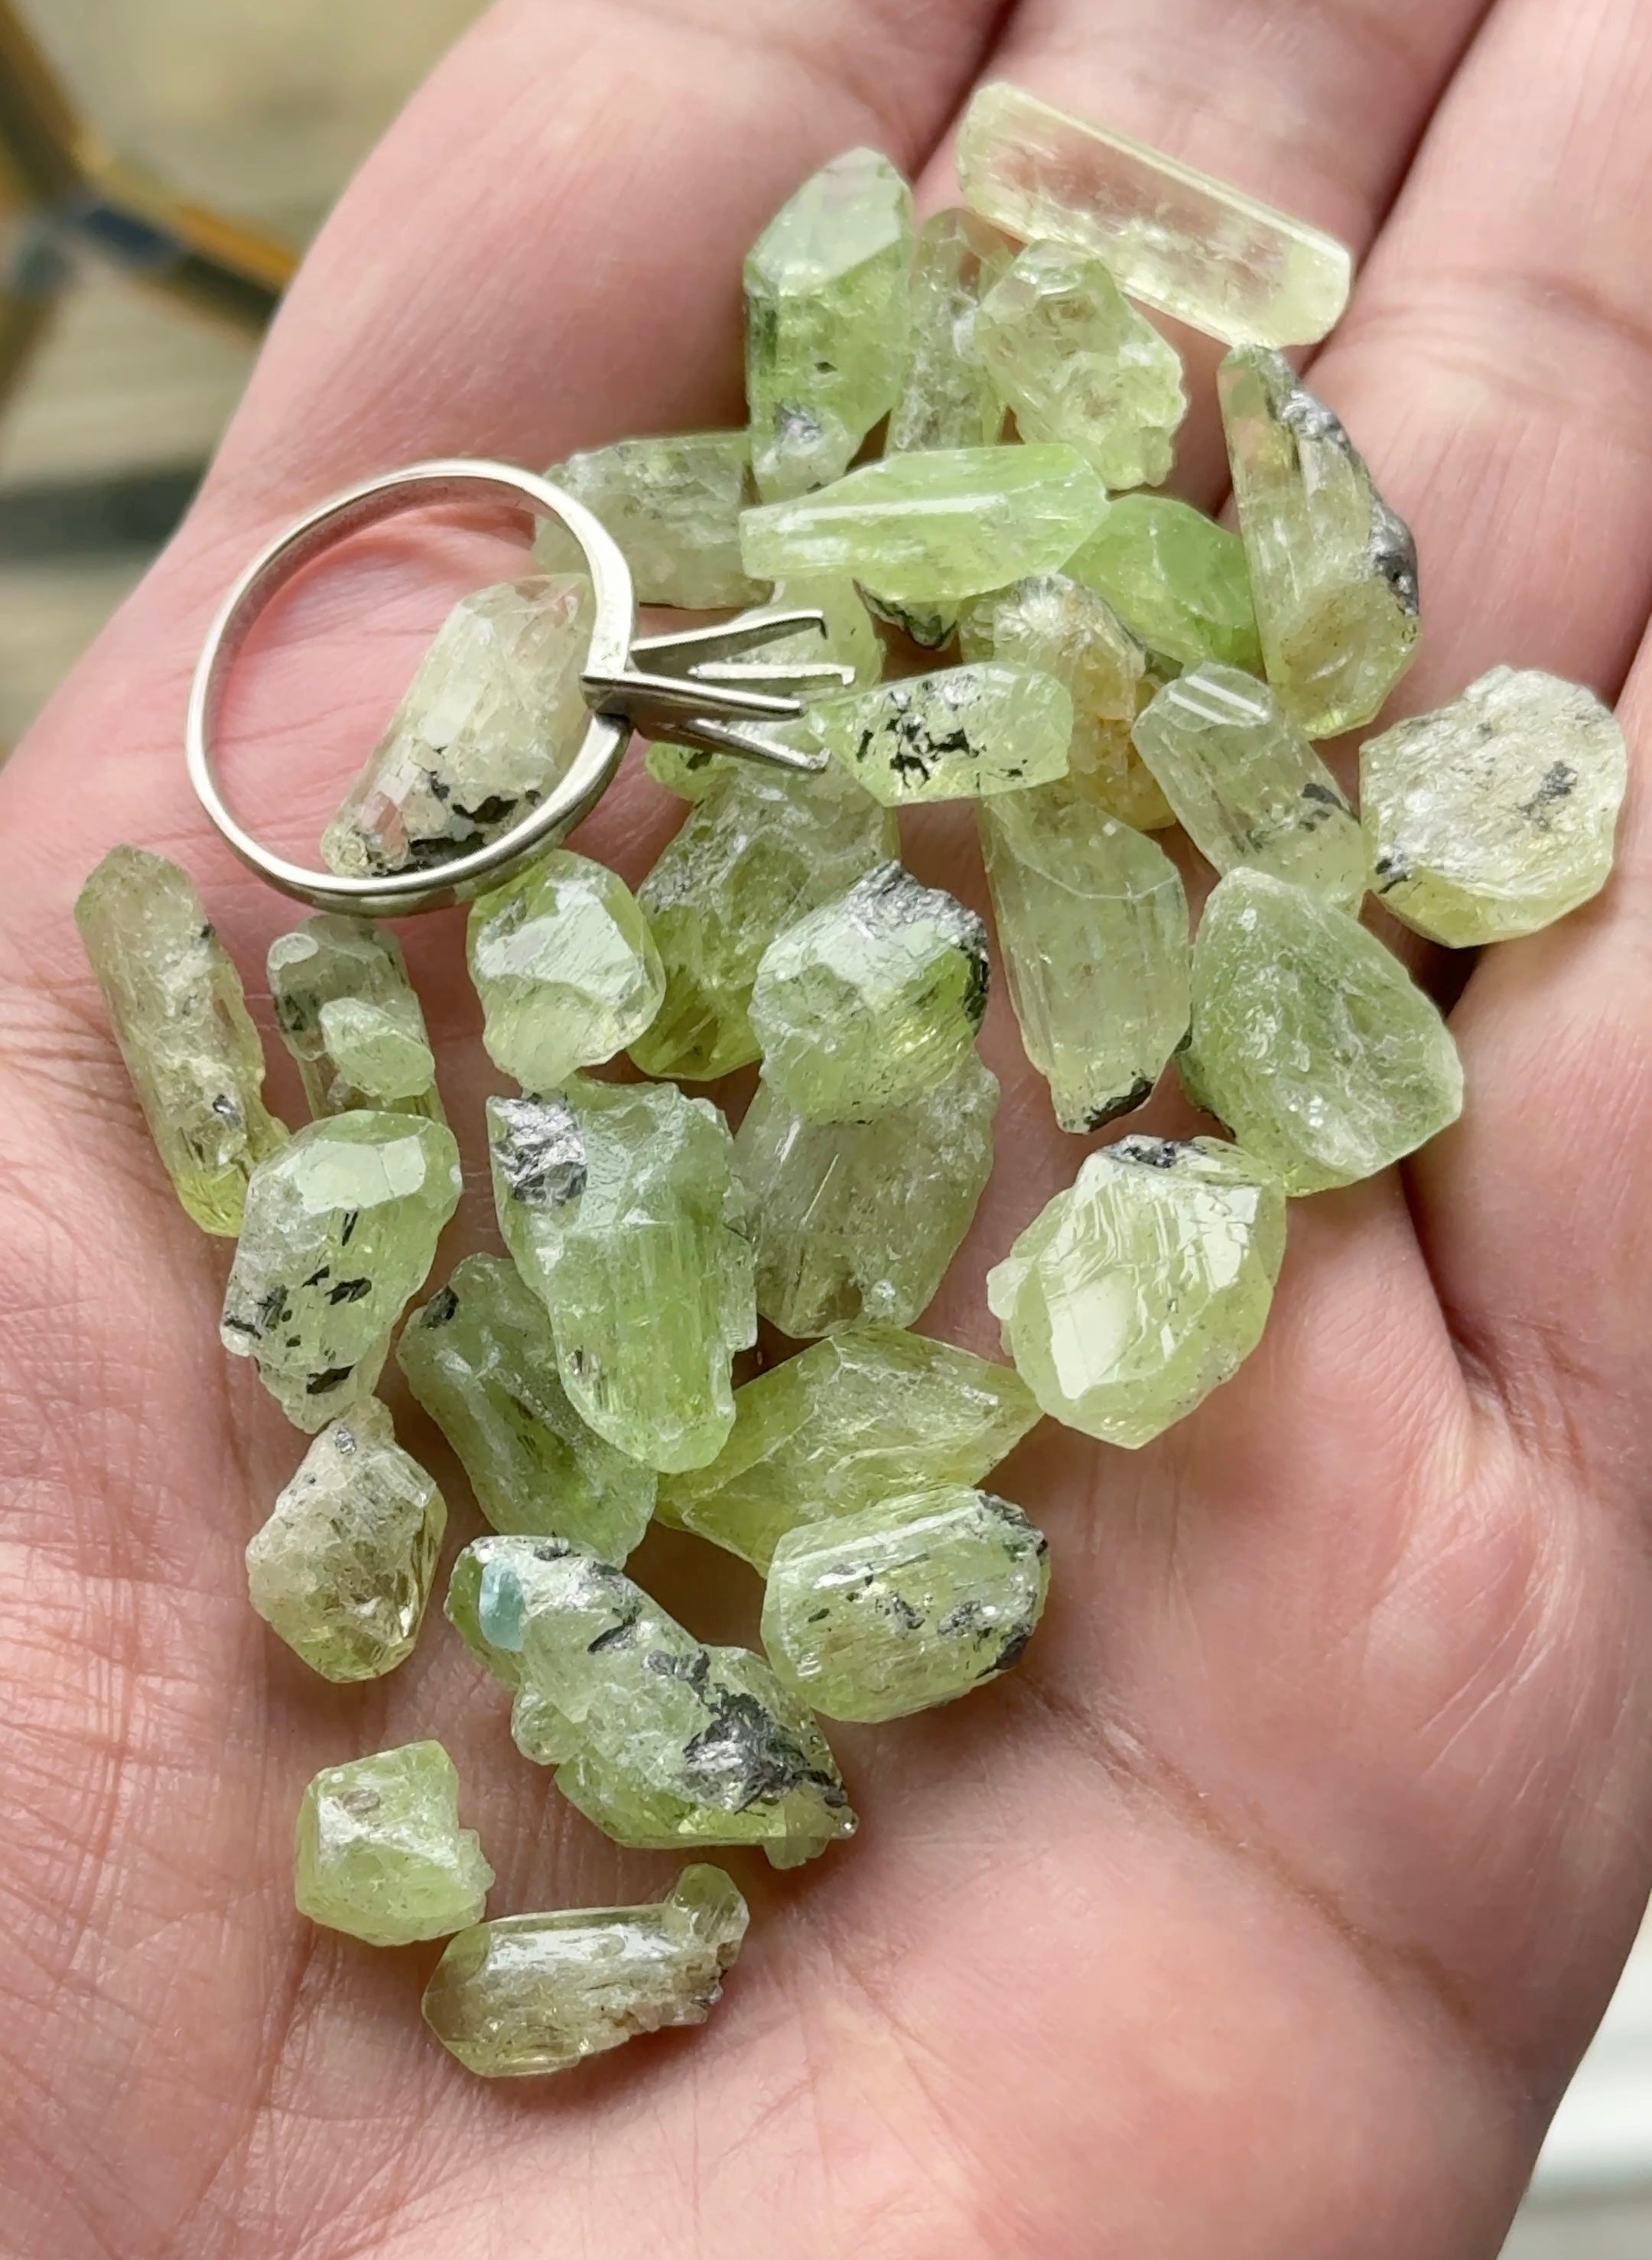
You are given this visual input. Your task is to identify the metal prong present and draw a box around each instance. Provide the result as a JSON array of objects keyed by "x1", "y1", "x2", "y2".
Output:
[
  {"x1": 583, "y1": 666, "x2": 806, "y2": 723},
  {"x1": 630, "y1": 607, "x2": 828, "y2": 671},
  {"x1": 691, "y1": 658, "x2": 855, "y2": 692},
  {"x1": 668, "y1": 714, "x2": 831, "y2": 774}
]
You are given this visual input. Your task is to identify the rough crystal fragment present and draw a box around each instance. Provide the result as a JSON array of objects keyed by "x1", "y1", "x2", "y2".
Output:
[
  {"x1": 859, "y1": 590, "x2": 961, "y2": 650},
  {"x1": 322, "y1": 575, "x2": 594, "y2": 880},
  {"x1": 745, "y1": 148, "x2": 914, "y2": 502},
  {"x1": 400, "y1": 1255, "x2": 655, "y2": 1562},
  {"x1": 887, "y1": 207, "x2": 1013, "y2": 455},
  {"x1": 75, "y1": 845, "x2": 287, "y2": 1235},
  {"x1": 740, "y1": 444, "x2": 1111, "y2": 606},
  {"x1": 222, "y1": 1111, "x2": 461, "y2": 1431},
  {"x1": 489, "y1": 1082, "x2": 754, "y2": 1474},
  {"x1": 808, "y1": 663, "x2": 1072, "y2": 806},
  {"x1": 957, "y1": 80, "x2": 1352, "y2": 349},
  {"x1": 246, "y1": 1400, "x2": 445, "y2": 1681},
  {"x1": 980, "y1": 782, "x2": 1190, "y2": 1132},
  {"x1": 763, "y1": 1485, "x2": 1050, "y2": 1721},
  {"x1": 535, "y1": 431, "x2": 762, "y2": 609},
  {"x1": 659, "y1": 1322, "x2": 1042, "y2": 1572},
  {"x1": 294, "y1": 1741, "x2": 493, "y2": 1947},
  {"x1": 268, "y1": 914, "x2": 443, "y2": 1122},
  {"x1": 1068, "y1": 494, "x2": 1262, "y2": 675},
  {"x1": 988, "y1": 1135, "x2": 1286, "y2": 1446},
  {"x1": 1180, "y1": 869, "x2": 1463, "y2": 1193},
  {"x1": 1361, "y1": 666, "x2": 1628, "y2": 945},
  {"x1": 631, "y1": 762, "x2": 896, "y2": 1081},
  {"x1": 1220, "y1": 347, "x2": 1419, "y2": 737},
  {"x1": 422, "y1": 1866, "x2": 749, "y2": 2079},
  {"x1": 751, "y1": 863, "x2": 990, "y2": 1123},
  {"x1": 736, "y1": 1055, "x2": 998, "y2": 1337},
  {"x1": 1132, "y1": 662, "x2": 1366, "y2": 908}
]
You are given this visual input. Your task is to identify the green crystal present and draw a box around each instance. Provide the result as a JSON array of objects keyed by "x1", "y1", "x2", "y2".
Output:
[
  {"x1": 763, "y1": 1485, "x2": 1049, "y2": 1722},
  {"x1": 808, "y1": 663, "x2": 1073, "y2": 805},
  {"x1": 956, "y1": 80, "x2": 1352, "y2": 349},
  {"x1": 980, "y1": 782, "x2": 1190, "y2": 1132},
  {"x1": 1180, "y1": 869, "x2": 1463, "y2": 1194},
  {"x1": 74, "y1": 845, "x2": 287, "y2": 1235},
  {"x1": 294, "y1": 1741, "x2": 493, "y2": 1947},
  {"x1": 422, "y1": 1866, "x2": 748, "y2": 2079},
  {"x1": 1069, "y1": 495, "x2": 1262, "y2": 675},
  {"x1": 631, "y1": 762, "x2": 896, "y2": 1081},
  {"x1": 1132, "y1": 662, "x2": 1367, "y2": 908},
  {"x1": 488, "y1": 1082, "x2": 754, "y2": 1473},
  {"x1": 886, "y1": 207, "x2": 1013, "y2": 454},
  {"x1": 745, "y1": 148, "x2": 914, "y2": 501},
  {"x1": 859, "y1": 590, "x2": 961, "y2": 650},
  {"x1": 977, "y1": 241, "x2": 1186, "y2": 488},
  {"x1": 1219, "y1": 347, "x2": 1419, "y2": 737},
  {"x1": 321, "y1": 575, "x2": 594, "y2": 880},
  {"x1": 987, "y1": 1135, "x2": 1286, "y2": 1446},
  {"x1": 221, "y1": 1111, "x2": 460, "y2": 1431},
  {"x1": 750, "y1": 863, "x2": 989, "y2": 1123},
  {"x1": 1361, "y1": 666, "x2": 1628, "y2": 945},
  {"x1": 268, "y1": 913, "x2": 443, "y2": 1122},
  {"x1": 536, "y1": 431, "x2": 762, "y2": 610},
  {"x1": 740, "y1": 444, "x2": 1111, "y2": 606},
  {"x1": 736, "y1": 1055, "x2": 998, "y2": 1338},
  {"x1": 399, "y1": 1254, "x2": 655, "y2": 1563},
  {"x1": 659, "y1": 1322, "x2": 1042, "y2": 1572}
]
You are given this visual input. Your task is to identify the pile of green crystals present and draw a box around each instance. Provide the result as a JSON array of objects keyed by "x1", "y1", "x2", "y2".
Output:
[{"x1": 75, "y1": 81, "x2": 1628, "y2": 2083}]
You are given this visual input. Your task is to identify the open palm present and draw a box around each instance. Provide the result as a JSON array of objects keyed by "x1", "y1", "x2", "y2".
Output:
[{"x1": 4, "y1": 0, "x2": 1652, "y2": 2252}]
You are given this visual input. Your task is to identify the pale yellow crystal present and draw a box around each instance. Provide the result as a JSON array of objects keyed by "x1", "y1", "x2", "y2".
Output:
[
  {"x1": 536, "y1": 432, "x2": 763, "y2": 610},
  {"x1": 887, "y1": 207, "x2": 1013, "y2": 454}
]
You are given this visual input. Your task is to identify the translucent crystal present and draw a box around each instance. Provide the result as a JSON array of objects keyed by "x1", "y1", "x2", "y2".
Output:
[
  {"x1": 398, "y1": 1254, "x2": 655, "y2": 1562},
  {"x1": 294, "y1": 1741, "x2": 493, "y2": 1947},
  {"x1": 631, "y1": 762, "x2": 896, "y2": 1081},
  {"x1": 659, "y1": 1322, "x2": 1042, "y2": 1572},
  {"x1": 1132, "y1": 662, "x2": 1367, "y2": 908},
  {"x1": 321, "y1": 575, "x2": 594, "y2": 880},
  {"x1": 1219, "y1": 347, "x2": 1419, "y2": 737},
  {"x1": 1361, "y1": 666, "x2": 1628, "y2": 945},
  {"x1": 763, "y1": 1485, "x2": 1049, "y2": 1722},
  {"x1": 1180, "y1": 869, "x2": 1463, "y2": 1194},
  {"x1": 751, "y1": 863, "x2": 989, "y2": 1123},
  {"x1": 736, "y1": 1055, "x2": 998, "y2": 1338},
  {"x1": 859, "y1": 590, "x2": 961, "y2": 650},
  {"x1": 988, "y1": 1135, "x2": 1286, "y2": 1446},
  {"x1": 535, "y1": 431, "x2": 762, "y2": 610},
  {"x1": 887, "y1": 207, "x2": 1013, "y2": 454},
  {"x1": 246, "y1": 1400, "x2": 445, "y2": 1681},
  {"x1": 980, "y1": 782, "x2": 1190, "y2": 1131},
  {"x1": 808, "y1": 663, "x2": 1073, "y2": 805},
  {"x1": 268, "y1": 914, "x2": 443, "y2": 1122},
  {"x1": 956, "y1": 80, "x2": 1352, "y2": 349},
  {"x1": 221, "y1": 1111, "x2": 461, "y2": 1431},
  {"x1": 489, "y1": 1082, "x2": 754, "y2": 1474},
  {"x1": 74, "y1": 845, "x2": 287, "y2": 1235},
  {"x1": 1068, "y1": 495, "x2": 1261, "y2": 675},
  {"x1": 467, "y1": 850, "x2": 663, "y2": 1090},
  {"x1": 740, "y1": 444, "x2": 1111, "y2": 605},
  {"x1": 422, "y1": 1866, "x2": 749, "y2": 2079}
]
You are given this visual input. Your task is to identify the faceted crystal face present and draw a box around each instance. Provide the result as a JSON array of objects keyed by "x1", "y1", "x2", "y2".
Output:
[
  {"x1": 246, "y1": 1400, "x2": 446, "y2": 1682},
  {"x1": 422, "y1": 1867, "x2": 749, "y2": 2079},
  {"x1": 1361, "y1": 666, "x2": 1628, "y2": 945},
  {"x1": 1132, "y1": 662, "x2": 1367, "y2": 909},
  {"x1": 887, "y1": 207, "x2": 1013, "y2": 455},
  {"x1": 488, "y1": 1082, "x2": 755, "y2": 1474},
  {"x1": 467, "y1": 850, "x2": 664, "y2": 1091},
  {"x1": 75, "y1": 845, "x2": 287, "y2": 1235},
  {"x1": 321, "y1": 575, "x2": 595, "y2": 880},
  {"x1": 399, "y1": 1254, "x2": 655, "y2": 1563},
  {"x1": 535, "y1": 431, "x2": 763, "y2": 610},
  {"x1": 1219, "y1": 348, "x2": 1419, "y2": 738},
  {"x1": 808, "y1": 663, "x2": 1074, "y2": 805},
  {"x1": 987, "y1": 1135, "x2": 1287, "y2": 1447},
  {"x1": 763, "y1": 1486, "x2": 1050, "y2": 1722},
  {"x1": 658, "y1": 1322, "x2": 1042, "y2": 1572},
  {"x1": 977, "y1": 241, "x2": 1187, "y2": 489},
  {"x1": 1180, "y1": 869, "x2": 1463, "y2": 1194},
  {"x1": 750, "y1": 863, "x2": 990, "y2": 1123},
  {"x1": 740, "y1": 444, "x2": 1111, "y2": 605},
  {"x1": 268, "y1": 914, "x2": 443, "y2": 1121},
  {"x1": 745, "y1": 148, "x2": 915, "y2": 501},
  {"x1": 221, "y1": 1111, "x2": 462, "y2": 1431},
  {"x1": 632, "y1": 762, "x2": 896, "y2": 1081},
  {"x1": 736, "y1": 1055, "x2": 999, "y2": 1338},
  {"x1": 294, "y1": 1741, "x2": 493, "y2": 1948},
  {"x1": 1068, "y1": 496, "x2": 1262, "y2": 675},
  {"x1": 980, "y1": 782, "x2": 1190, "y2": 1133},
  {"x1": 956, "y1": 80, "x2": 1352, "y2": 348}
]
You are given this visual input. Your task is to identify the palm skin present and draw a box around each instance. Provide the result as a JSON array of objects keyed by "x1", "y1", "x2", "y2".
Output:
[{"x1": 5, "y1": 0, "x2": 1652, "y2": 2251}]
